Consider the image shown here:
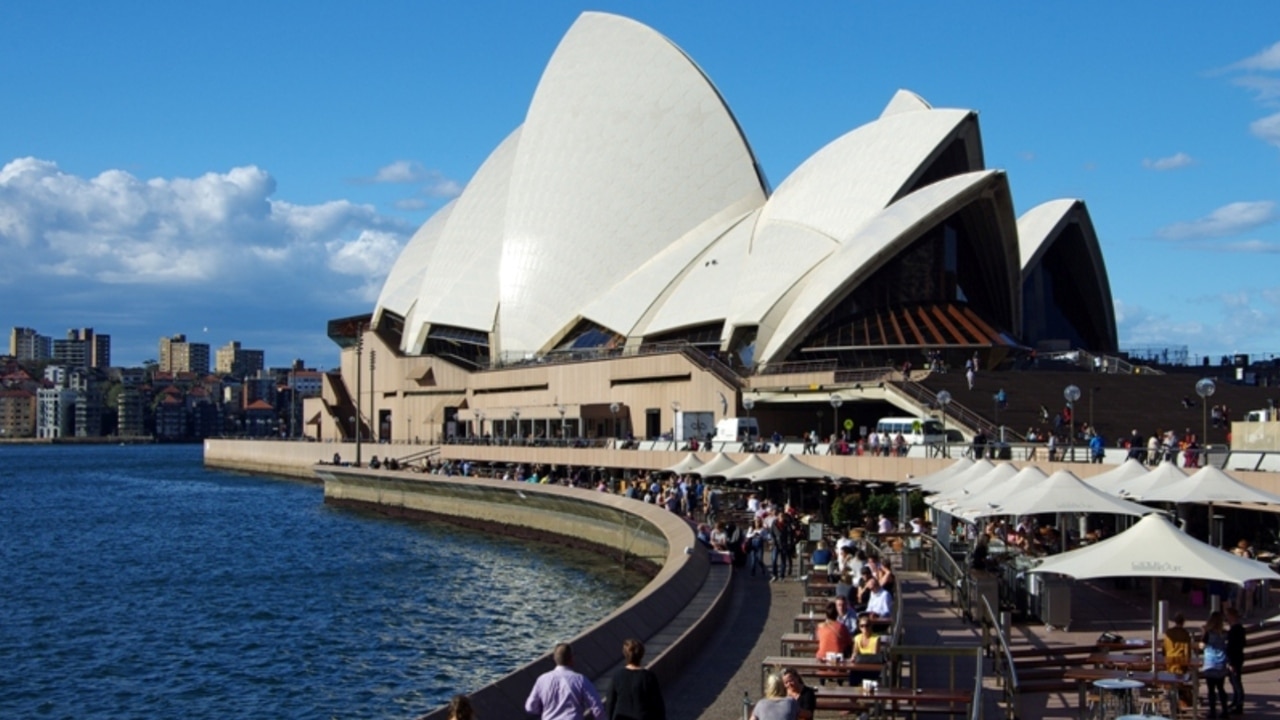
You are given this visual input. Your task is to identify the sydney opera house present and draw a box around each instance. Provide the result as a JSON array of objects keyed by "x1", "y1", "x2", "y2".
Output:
[{"x1": 305, "y1": 12, "x2": 1117, "y2": 447}]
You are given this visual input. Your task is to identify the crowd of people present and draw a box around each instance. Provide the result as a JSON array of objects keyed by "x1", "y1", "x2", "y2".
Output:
[{"x1": 1163, "y1": 607, "x2": 1248, "y2": 718}]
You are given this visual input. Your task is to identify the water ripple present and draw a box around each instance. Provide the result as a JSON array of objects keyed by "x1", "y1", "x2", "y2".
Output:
[{"x1": 0, "y1": 444, "x2": 643, "y2": 719}]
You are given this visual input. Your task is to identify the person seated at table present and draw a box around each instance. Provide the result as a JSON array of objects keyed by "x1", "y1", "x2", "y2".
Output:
[
  {"x1": 848, "y1": 614, "x2": 885, "y2": 685},
  {"x1": 833, "y1": 595, "x2": 858, "y2": 635},
  {"x1": 781, "y1": 667, "x2": 816, "y2": 720},
  {"x1": 863, "y1": 577, "x2": 893, "y2": 619},
  {"x1": 853, "y1": 566, "x2": 875, "y2": 611},
  {"x1": 814, "y1": 602, "x2": 852, "y2": 660},
  {"x1": 750, "y1": 673, "x2": 798, "y2": 720},
  {"x1": 864, "y1": 556, "x2": 895, "y2": 595},
  {"x1": 810, "y1": 540, "x2": 832, "y2": 575},
  {"x1": 828, "y1": 544, "x2": 849, "y2": 583}
]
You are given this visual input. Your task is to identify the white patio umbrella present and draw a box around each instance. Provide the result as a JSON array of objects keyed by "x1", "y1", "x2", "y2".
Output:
[
  {"x1": 1031, "y1": 513, "x2": 1280, "y2": 668},
  {"x1": 1140, "y1": 464, "x2": 1280, "y2": 505},
  {"x1": 1135, "y1": 464, "x2": 1280, "y2": 543},
  {"x1": 748, "y1": 454, "x2": 832, "y2": 483},
  {"x1": 721, "y1": 454, "x2": 772, "y2": 483},
  {"x1": 688, "y1": 452, "x2": 739, "y2": 478},
  {"x1": 926, "y1": 463, "x2": 1019, "y2": 512},
  {"x1": 1105, "y1": 460, "x2": 1187, "y2": 499},
  {"x1": 662, "y1": 453, "x2": 705, "y2": 474},
  {"x1": 1083, "y1": 457, "x2": 1151, "y2": 493},
  {"x1": 969, "y1": 469, "x2": 1152, "y2": 520},
  {"x1": 923, "y1": 459, "x2": 996, "y2": 495},
  {"x1": 949, "y1": 466, "x2": 1048, "y2": 520},
  {"x1": 912, "y1": 458, "x2": 974, "y2": 492}
]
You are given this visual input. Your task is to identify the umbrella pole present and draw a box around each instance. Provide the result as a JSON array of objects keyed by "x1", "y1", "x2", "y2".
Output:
[{"x1": 1157, "y1": 576, "x2": 1167, "y2": 671}]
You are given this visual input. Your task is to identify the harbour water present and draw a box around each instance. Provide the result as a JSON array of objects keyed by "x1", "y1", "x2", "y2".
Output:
[{"x1": 0, "y1": 444, "x2": 644, "y2": 719}]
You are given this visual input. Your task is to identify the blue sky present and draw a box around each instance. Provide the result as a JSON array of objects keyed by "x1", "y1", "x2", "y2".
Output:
[{"x1": 2, "y1": 2, "x2": 1278, "y2": 368}]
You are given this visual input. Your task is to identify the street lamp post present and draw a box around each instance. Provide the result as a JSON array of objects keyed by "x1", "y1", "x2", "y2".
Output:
[
  {"x1": 1064, "y1": 384, "x2": 1081, "y2": 462},
  {"x1": 743, "y1": 396, "x2": 755, "y2": 440},
  {"x1": 557, "y1": 404, "x2": 566, "y2": 444},
  {"x1": 511, "y1": 409, "x2": 521, "y2": 444},
  {"x1": 1196, "y1": 377, "x2": 1216, "y2": 462},
  {"x1": 406, "y1": 415, "x2": 411, "y2": 445},
  {"x1": 829, "y1": 394, "x2": 843, "y2": 441},
  {"x1": 475, "y1": 410, "x2": 484, "y2": 443},
  {"x1": 610, "y1": 402, "x2": 620, "y2": 439},
  {"x1": 936, "y1": 390, "x2": 951, "y2": 458}
]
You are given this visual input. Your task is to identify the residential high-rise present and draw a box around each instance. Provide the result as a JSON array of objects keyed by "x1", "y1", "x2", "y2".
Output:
[
  {"x1": 9, "y1": 327, "x2": 51, "y2": 361},
  {"x1": 215, "y1": 341, "x2": 265, "y2": 378},
  {"x1": 51, "y1": 328, "x2": 110, "y2": 369},
  {"x1": 159, "y1": 334, "x2": 210, "y2": 374}
]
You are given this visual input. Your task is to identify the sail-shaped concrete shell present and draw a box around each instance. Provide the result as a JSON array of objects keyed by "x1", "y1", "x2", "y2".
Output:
[
  {"x1": 1019, "y1": 199, "x2": 1117, "y2": 352},
  {"x1": 496, "y1": 12, "x2": 766, "y2": 357},
  {"x1": 369, "y1": 12, "x2": 1116, "y2": 370},
  {"x1": 374, "y1": 199, "x2": 454, "y2": 329},
  {"x1": 729, "y1": 105, "x2": 984, "y2": 344},
  {"x1": 758, "y1": 170, "x2": 1021, "y2": 363},
  {"x1": 400, "y1": 128, "x2": 521, "y2": 353}
]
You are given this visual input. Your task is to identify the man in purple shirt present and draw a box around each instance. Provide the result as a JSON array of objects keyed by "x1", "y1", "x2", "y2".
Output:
[{"x1": 524, "y1": 643, "x2": 605, "y2": 720}]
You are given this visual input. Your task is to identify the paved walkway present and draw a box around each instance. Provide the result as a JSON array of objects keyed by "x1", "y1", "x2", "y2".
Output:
[{"x1": 662, "y1": 565, "x2": 1280, "y2": 719}]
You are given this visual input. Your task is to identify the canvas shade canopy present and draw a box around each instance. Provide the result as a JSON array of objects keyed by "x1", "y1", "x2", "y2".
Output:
[
  {"x1": 967, "y1": 469, "x2": 1152, "y2": 520},
  {"x1": 949, "y1": 466, "x2": 1048, "y2": 520},
  {"x1": 1031, "y1": 512, "x2": 1280, "y2": 667},
  {"x1": 1135, "y1": 464, "x2": 1280, "y2": 543},
  {"x1": 663, "y1": 453, "x2": 706, "y2": 474},
  {"x1": 688, "y1": 452, "x2": 739, "y2": 478},
  {"x1": 1105, "y1": 461, "x2": 1187, "y2": 499},
  {"x1": 912, "y1": 458, "x2": 975, "y2": 492},
  {"x1": 721, "y1": 454, "x2": 772, "y2": 482},
  {"x1": 749, "y1": 454, "x2": 832, "y2": 483},
  {"x1": 1083, "y1": 458, "x2": 1152, "y2": 493},
  {"x1": 923, "y1": 459, "x2": 997, "y2": 495},
  {"x1": 1138, "y1": 465, "x2": 1280, "y2": 505},
  {"x1": 925, "y1": 463, "x2": 1019, "y2": 512}
]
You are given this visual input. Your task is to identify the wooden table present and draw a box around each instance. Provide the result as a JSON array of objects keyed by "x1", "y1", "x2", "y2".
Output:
[
  {"x1": 780, "y1": 632, "x2": 818, "y2": 657},
  {"x1": 760, "y1": 655, "x2": 882, "y2": 692},
  {"x1": 1063, "y1": 667, "x2": 1194, "y2": 719},
  {"x1": 1086, "y1": 652, "x2": 1200, "y2": 671},
  {"x1": 813, "y1": 685, "x2": 973, "y2": 718},
  {"x1": 802, "y1": 595, "x2": 837, "y2": 613},
  {"x1": 794, "y1": 613, "x2": 891, "y2": 634}
]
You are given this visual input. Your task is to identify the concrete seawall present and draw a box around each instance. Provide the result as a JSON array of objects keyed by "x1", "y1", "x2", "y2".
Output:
[
  {"x1": 206, "y1": 438, "x2": 729, "y2": 720},
  {"x1": 316, "y1": 467, "x2": 720, "y2": 720}
]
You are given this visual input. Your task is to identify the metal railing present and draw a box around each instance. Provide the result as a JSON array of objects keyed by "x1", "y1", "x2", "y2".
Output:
[
  {"x1": 894, "y1": 379, "x2": 1016, "y2": 442},
  {"x1": 925, "y1": 535, "x2": 975, "y2": 621},
  {"x1": 980, "y1": 594, "x2": 1019, "y2": 720},
  {"x1": 1045, "y1": 348, "x2": 1164, "y2": 376}
]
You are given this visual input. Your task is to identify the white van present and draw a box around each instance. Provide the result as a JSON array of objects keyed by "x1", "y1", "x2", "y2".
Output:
[
  {"x1": 874, "y1": 417, "x2": 945, "y2": 445},
  {"x1": 714, "y1": 417, "x2": 760, "y2": 442}
]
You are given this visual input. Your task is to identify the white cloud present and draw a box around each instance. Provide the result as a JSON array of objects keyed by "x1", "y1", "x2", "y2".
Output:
[
  {"x1": 0, "y1": 152, "x2": 415, "y2": 350},
  {"x1": 1231, "y1": 75, "x2": 1280, "y2": 104},
  {"x1": 395, "y1": 198, "x2": 429, "y2": 211},
  {"x1": 1219, "y1": 239, "x2": 1280, "y2": 253},
  {"x1": 1142, "y1": 152, "x2": 1193, "y2": 171},
  {"x1": 1251, "y1": 111, "x2": 1280, "y2": 147},
  {"x1": 1155, "y1": 201, "x2": 1277, "y2": 241},
  {"x1": 0, "y1": 158, "x2": 408, "y2": 292},
  {"x1": 1233, "y1": 40, "x2": 1280, "y2": 72},
  {"x1": 360, "y1": 160, "x2": 463, "y2": 205},
  {"x1": 372, "y1": 160, "x2": 429, "y2": 184},
  {"x1": 1116, "y1": 292, "x2": 1280, "y2": 359}
]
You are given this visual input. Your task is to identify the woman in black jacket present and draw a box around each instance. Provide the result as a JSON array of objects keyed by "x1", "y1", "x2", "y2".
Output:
[{"x1": 607, "y1": 638, "x2": 665, "y2": 720}]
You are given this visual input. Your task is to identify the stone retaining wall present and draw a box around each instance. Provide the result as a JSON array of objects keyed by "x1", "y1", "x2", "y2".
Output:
[{"x1": 315, "y1": 466, "x2": 716, "y2": 720}]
